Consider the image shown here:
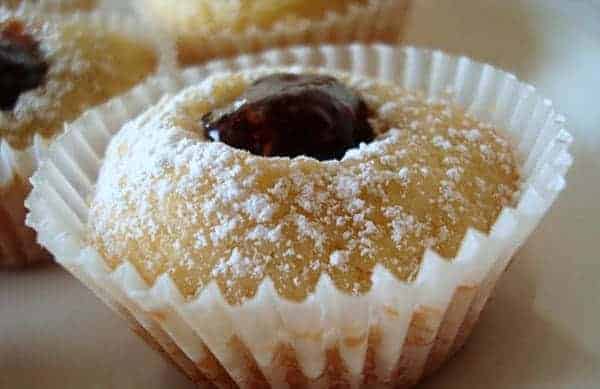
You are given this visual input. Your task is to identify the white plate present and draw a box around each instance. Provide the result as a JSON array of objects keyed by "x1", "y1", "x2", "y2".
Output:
[{"x1": 1, "y1": 0, "x2": 599, "y2": 387}]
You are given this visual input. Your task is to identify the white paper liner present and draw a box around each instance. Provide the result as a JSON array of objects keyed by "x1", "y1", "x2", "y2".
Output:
[
  {"x1": 26, "y1": 44, "x2": 572, "y2": 387},
  {"x1": 132, "y1": 0, "x2": 410, "y2": 65},
  {"x1": 0, "y1": 7, "x2": 176, "y2": 266}
]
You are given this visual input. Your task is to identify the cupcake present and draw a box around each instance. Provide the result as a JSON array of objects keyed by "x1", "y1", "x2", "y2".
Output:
[
  {"x1": 134, "y1": 0, "x2": 410, "y2": 65},
  {"x1": 0, "y1": 7, "x2": 172, "y2": 267},
  {"x1": 26, "y1": 45, "x2": 572, "y2": 387}
]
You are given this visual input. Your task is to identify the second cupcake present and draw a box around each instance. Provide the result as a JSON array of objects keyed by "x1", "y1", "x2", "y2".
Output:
[{"x1": 0, "y1": 6, "x2": 173, "y2": 267}]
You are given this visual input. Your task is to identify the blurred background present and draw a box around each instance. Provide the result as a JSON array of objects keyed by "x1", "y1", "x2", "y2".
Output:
[{"x1": 1, "y1": 0, "x2": 599, "y2": 388}]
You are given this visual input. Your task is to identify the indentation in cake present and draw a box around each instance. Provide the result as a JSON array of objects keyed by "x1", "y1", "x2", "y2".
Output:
[{"x1": 202, "y1": 73, "x2": 374, "y2": 161}]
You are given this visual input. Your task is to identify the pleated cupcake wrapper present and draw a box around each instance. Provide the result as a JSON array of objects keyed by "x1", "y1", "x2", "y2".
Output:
[
  {"x1": 133, "y1": 0, "x2": 410, "y2": 65},
  {"x1": 26, "y1": 44, "x2": 572, "y2": 387},
  {"x1": 0, "y1": 7, "x2": 176, "y2": 267}
]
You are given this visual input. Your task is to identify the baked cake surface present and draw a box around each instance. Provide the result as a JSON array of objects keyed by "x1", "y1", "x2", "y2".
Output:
[{"x1": 88, "y1": 69, "x2": 520, "y2": 304}]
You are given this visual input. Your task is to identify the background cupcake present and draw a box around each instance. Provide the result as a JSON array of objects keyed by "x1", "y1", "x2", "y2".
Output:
[
  {"x1": 0, "y1": 6, "x2": 173, "y2": 267},
  {"x1": 25, "y1": 45, "x2": 571, "y2": 387},
  {"x1": 133, "y1": 0, "x2": 410, "y2": 65}
]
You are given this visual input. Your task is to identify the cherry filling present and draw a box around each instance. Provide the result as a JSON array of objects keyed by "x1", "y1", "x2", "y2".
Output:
[
  {"x1": 202, "y1": 73, "x2": 375, "y2": 161},
  {"x1": 0, "y1": 20, "x2": 48, "y2": 111}
]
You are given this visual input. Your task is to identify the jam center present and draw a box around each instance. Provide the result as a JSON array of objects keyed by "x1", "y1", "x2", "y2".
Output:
[
  {"x1": 0, "y1": 20, "x2": 48, "y2": 111},
  {"x1": 202, "y1": 73, "x2": 375, "y2": 161}
]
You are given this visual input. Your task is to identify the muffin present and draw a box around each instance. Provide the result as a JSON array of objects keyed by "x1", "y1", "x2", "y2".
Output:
[
  {"x1": 134, "y1": 0, "x2": 410, "y2": 65},
  {"x1": 26, "y1": 45, "x2": 572, "y2": 387},
  {"x1": 0, "y1": 6, "x2": 172, "y2": 267}
]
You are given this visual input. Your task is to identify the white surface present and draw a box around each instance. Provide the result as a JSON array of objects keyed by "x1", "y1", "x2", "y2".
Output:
[{"x1": 1, "y1": 0, "x2": 599, "y2": 388}]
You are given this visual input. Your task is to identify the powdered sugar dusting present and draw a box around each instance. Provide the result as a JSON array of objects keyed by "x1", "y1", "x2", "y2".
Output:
[
  {"x1": 88, "y1": 67, "x2": 520, "y2": 304},
  {"x1": 212, "y1": 248, "x2": 264, "y2": 283},
  {"x1": 329, "y1": 250, "x2": 349, "y2": 267}
]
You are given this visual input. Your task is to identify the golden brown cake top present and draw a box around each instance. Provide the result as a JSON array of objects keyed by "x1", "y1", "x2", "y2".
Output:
[
  {"x1": 88, "y1": 68, "x2": 520, "y2": 305},
  {"x1": 0, "y1": 8, "x2": 160, "y2": 149}
]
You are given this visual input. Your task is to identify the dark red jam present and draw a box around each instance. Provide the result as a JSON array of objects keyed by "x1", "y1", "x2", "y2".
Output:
[
  {"x1": 0, "y1": 20, "x2": 48, "y2": 111},
  {"x1": 202, "y1": 73, "x2": 374, "y2": 161}
]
